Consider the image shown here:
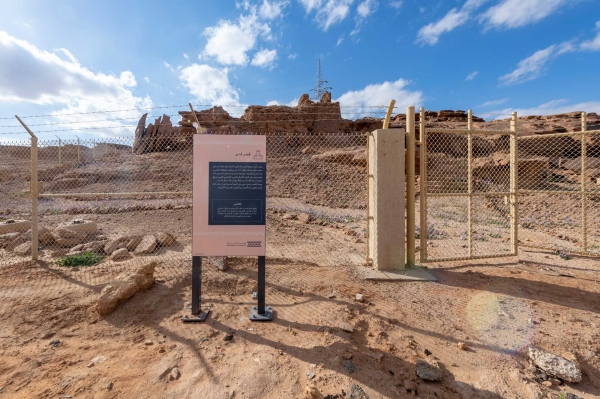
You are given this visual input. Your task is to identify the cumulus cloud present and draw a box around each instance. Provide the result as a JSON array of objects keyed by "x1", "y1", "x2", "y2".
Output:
[
  {"x1": 0, "y1": 31, "x2": 151, "y2": 137},
  {"x1": 499, "y1": 42, "x2": 574, "y2": 85},
  {"x1": 251, "y1": 48, "x2": 277, "y2": 68},
  {"x1": 203, "y1": 12, "x2": 271, "y2": 65},
  {"x1": 417, "y1": 0, "x2": 489, "y2": 45},
  {"x1": 465, "y1": 71, "x2": 478, "y2": 81},
  {"x1": 298, "y1": 0, "x2": 354, "y2": 31},
  {"x1": 179, "y1": 64, "x2": 243, "y2": 115},
  {"x1": 335, "y1": 78, "x2": 422, "y2": 118},
  {"x1": 481, "y1": 0, "x2": 569, "y2": 29},
  {"x1": 389, "y1": 1, "x2": 402, "y2": 10}
]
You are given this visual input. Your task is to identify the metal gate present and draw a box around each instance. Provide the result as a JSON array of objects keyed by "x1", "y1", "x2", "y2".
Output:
[{"x1": 419, "y1": 110, "x2": 517, "y2": 262}]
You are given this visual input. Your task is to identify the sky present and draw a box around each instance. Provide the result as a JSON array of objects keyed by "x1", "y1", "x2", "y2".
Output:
[{"x1": 0, "y1": 0, "x2": 599, "y2": 141}]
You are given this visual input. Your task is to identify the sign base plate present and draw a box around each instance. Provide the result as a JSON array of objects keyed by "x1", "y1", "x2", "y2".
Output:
[
  {"x1": 181, "y1": 307, "x2": 211, "y2": 323},
  {"x1": 249, "y1": 306, "x2": 273, "y2": 322}
]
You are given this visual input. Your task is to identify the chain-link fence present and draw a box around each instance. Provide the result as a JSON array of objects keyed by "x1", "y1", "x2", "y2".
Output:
[{"x1": 0, "y1": 132, "x2": 368, "y2": 290}]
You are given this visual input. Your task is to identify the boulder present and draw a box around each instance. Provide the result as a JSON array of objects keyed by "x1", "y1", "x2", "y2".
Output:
[
  {"x1": 0, "y1": 232, "x2": 20, "y2": 247},
  {"x1": 111, "y1": 248, "x2": 129, "y2": 261},
  {"x1": 55, "y1": 220, "x2": 97, "y2": 240},
  {"x1": 528, "y1": 346, "x2": 582, "y2": 383},
  {"x1": 96, "y1": 261, "x2": 156, "y2": 315},
  {"x1": 104, "y1": 237, "x2": 127, "y2": 255},
  {"x1": 7, "y1": 236, "x2": 27, "y2": 251},
  {"x1": 14, "y1": 242, "x2": 32, "y2": 256},
  {"x1": 134, "y1": 235, "x2": 157, "y2": 254},
  {"x1": 0, "y1": 220, "x2": 31, "y2": 235},
  {"x1": 416, "y1": 359, "x2": 442, "y2": 382},
  {"x1": 54, "y1": 237, "x2": 86, "y2": 247},
  {"x1": 83, "y1": 240, "x2": 106, "y2": 253},
  {"x1": 155, "y1": 232, "x2": 175, "y2": 246},
  {"x1": 298, "y1": 213, "x2": 313, "y2": 224},
  {"x1": 126, "y1": 236, "x2": 143, "y2": 251},
  {"x1": 39, "y1": 226, "x2": 55, "y2": 245}
]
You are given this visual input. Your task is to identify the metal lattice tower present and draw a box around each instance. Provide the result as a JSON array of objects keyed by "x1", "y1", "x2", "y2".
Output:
[{"x1": 310, "y1": 59, "x2": 332, "y2": 101}]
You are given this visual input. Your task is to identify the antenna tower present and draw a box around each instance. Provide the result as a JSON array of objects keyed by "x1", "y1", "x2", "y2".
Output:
[{"x1": 310, "y1": 59, "x2": 332, "y2": 101}]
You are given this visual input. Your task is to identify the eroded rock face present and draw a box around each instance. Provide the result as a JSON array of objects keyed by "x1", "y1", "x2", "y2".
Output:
[
  {"x1": 528, "y1": 346, "x2": 582, "y2": 383},
  {"x1": 96, "y1": 261, "x2": 156, "y2": 315}
]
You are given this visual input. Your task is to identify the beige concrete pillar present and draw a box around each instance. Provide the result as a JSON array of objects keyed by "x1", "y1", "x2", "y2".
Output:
[{"x1": 368, "y1": 129, "x2": 405, "y2": 270}]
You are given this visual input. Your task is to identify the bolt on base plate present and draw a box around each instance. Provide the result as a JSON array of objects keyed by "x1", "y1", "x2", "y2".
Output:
[
  {"x1": 181, "y1": 307, "x2": 211, "y2": 323},
  {"x1": 249, "y1": 306, "x2": 273, "y2": 322}
]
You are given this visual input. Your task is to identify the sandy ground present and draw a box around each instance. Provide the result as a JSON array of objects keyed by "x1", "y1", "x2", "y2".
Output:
[{"x1": 0, "y1": 208, "x2": 599, "y2": 398}]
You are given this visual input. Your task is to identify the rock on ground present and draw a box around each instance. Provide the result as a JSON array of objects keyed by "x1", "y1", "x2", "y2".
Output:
[
  {"x1": 111, "y1": 248, "x2": 129, "y2": 261},
  {"x1": 155, "y1": 232, "x2": 175, "y2": 246},
  {"x1": 134, "y1": 235, "x2": 157, "y2": 254},
  {"x1": 208, "y1": 256, "x2": 227, "y2": 271},
  {"x1": 349, "y1": 384, "x2": 369, "y2": 399},
  {"x1": 298, "y1": 213, "x2": 313, "y2": 224},
  {"x1": 303, "y1": 386, "x2": 324, "y2": 399},
  {"x1": 528, "y1": 346, "x2": 582, "y2": 383},
  {"x1": 13, "y1": 241, "x2": 32, "y2": 256},
  {"x1": 96, "y1": 261, "x2": 156, "y2": 315},
  {"x1": 416, "y1": 359, "x2": 443, "y2": 382}
]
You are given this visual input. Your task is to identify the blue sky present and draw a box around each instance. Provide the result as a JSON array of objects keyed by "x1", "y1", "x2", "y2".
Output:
[{"x1": 1, "y1": 0, "x2": 599, "y2": 140}]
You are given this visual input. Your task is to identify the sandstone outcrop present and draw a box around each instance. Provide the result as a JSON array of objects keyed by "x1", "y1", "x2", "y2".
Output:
[{"x1": 96, "y1": 261, "x2": 156, "y2": 315}]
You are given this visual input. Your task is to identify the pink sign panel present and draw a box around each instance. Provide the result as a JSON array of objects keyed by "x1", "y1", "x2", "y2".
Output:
[{"x1": 193, "y1": 135, "x2": 267, "y2": 256}]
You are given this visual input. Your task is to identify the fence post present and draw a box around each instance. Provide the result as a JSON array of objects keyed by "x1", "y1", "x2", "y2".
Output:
[
  {"x1": 419, "y1": 107, "x2": 427, "y2": 263},
  {"x1": 510, "y1": 112, "x2": 518, "y2": 255},
  {"x1": 56, "y1": 135, "x2": 62, "y2": 165},
  {"x1": 581, "y1": 111, "x2": 587, "y2": 252},
  {"x1": 93, "y1": 139, "x2": 96, "y2": 161},
  {"x1": 406, "y1": 106, "x2": 416, "y2": 267},
  {"x1": 76, "y1": 136, "x2": 81, "y2": 163},
  {"x1": 15, "y1": 116, "x2": 38, "y2": 261},
  {"x1": 467, "y1": 110, "x2": 473, "y2": 258}
]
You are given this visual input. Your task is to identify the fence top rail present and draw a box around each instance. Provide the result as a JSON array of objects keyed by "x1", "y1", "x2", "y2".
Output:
[
  {"x1": 517, "y1": 131, "x2": 585, "y2": 140},
  {"x1": 424, "y1": 128, "x2": 512, "y2": 135}
]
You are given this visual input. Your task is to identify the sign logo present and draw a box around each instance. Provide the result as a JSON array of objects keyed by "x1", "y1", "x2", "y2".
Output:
[
  {"x1": 247, "y1": 241, "x2": 262, "y2": 247},
  {"x1": 253, "y1": 150, "x2": 263, "y2": 159}
]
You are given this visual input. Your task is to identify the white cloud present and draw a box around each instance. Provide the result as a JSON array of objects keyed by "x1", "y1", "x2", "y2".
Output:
[
  {"x1": 335, "y1": 78, "x2": 422, "y2": 118},
  {"x1": 143, "y1": 76, "x2": 150, "y2": 83},
  {"x1": 357, "y1": 0, "x2": 378, "y2": 18},
  {"x1": 251, "y1": 48, "x2": 277, "y2": 68},
  {"x1": 465, "y1": 71, "x2": 478, "y2": 81},
  {"x1": 179, "y1": 64, "x2": 243, "y2": 115},
  {"x1": 288, "y1": 52, "x2": 298, "y2": 59},
  {"x1": 389, "y1": 1, "x2": 402, "y2": 10},
  {"x1": 336, "y1": 36, "x2": 344, "y2": 45},
  {"x1": 266, "y1": 98, "x2": 298, "y2": 106},
  {"x1": 298, "y1": 0, "x2": 354, "y2": 31},
  {"x1": 581, "y1": 21, "x2": 600, "y2": 51},
  {"x1": 0, "y1": 31, "x2": 152, "y2": 137},
  {"x1": 481, "y1": 0, "x2": 569, "y2": 29},
  {"x1": 417, "y1": 0, "x2": 488, "y2": 45},
  {"x1": 490, "y1": 99, "x2": 600, "y2": 118},
  {"x1": 203, "y1": 12, "x2": 271, "y2": 65},
  {"x1": 259, "y1": 0, "x2": 288, "y2": 19},
  {"x1": 183, "y1": 53, "x2": 189, "y2": 59},
  {"x1": 500, "y1": 42, "x2": 574, "y2": 85},
  {"x1": 478, "y1": 98, "x2": 508, "y2": 107},
  {"x1": 163, "y1": 61, "x2": 175, "y2": 72}
]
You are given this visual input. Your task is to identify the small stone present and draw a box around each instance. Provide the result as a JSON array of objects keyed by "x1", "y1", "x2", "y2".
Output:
[
  {"x1": 327, "y1": 293, "x2": 336, "y2": 299},
  {"x1": 345, "y1": 360, "x2": 356, "y2": 373},
  {"x1": 566, "y1": 393, "x2": 584, "y2": 399},
  {"x1": 424, "y1": 349, "x2": 432, "y2": 356},
  {"x1": 169, "y1": 367, "x2": 181, "y2": 381},
  {"x1": 339, "y1": 323, "x2": 354, "y2": 333},
  {"x1": 49, "y1": 339, "x2": 61, "y2": 347},
  {"x1": 224, "y1": 334, "x2": 234, "y2": 341},
  {"x1": 541, "y1": 381, "x2": 552, "y2": 387},
  {"x1": 306, "y1": 371, "x2": 315, "y2": 379},
  {"x1": 41, "y1": 332, "x2": 55, "y2": 340},
  {"x1": 404, "y1": 379, "x2": 417, "y2": 391},
  {"x1": 298, "y1": 213, "x2": 313, "y2": 224},
  {"x1": 528, "y1": 346, "x2": 582, "y2": 382},
  {"x1": 355, "y1": 294, "x2": 364, "y2": 302},
  {"x1": 349, "y1": 384, "x2": 369, "y2": 399},
  {"x1": 155, "y1": 232, "x2": 175, "y2": 246},
  {"x1": 159, "y1": 348, "x2": 166, "y2": 353},
  {"x1": 457, "y1": 342, "x2": 467, "y2": 350},
  {"x1": 228, "y1": 389, "x2": 236, "y2": 398},
  {"x1": 106, "y1": 381, "x2": 113, "y2": 390},
  {"x1": 144, "y1": 340, "x2": 154, "y2": 346},
  {"x1": 549, "y1": 378, "x2": 561, "y2": 385},
  {"x1": 303, "y1": 386, "x2": 324, "y2": 399},
  {"x1": 416, "y1": 359, "x2": 442, "y2": 382}
]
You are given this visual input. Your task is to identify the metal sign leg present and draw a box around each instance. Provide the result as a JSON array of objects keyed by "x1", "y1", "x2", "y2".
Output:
[
  {"x1": 250, "y1": 256, "x2": 273, "y2": 321},
  {"x1": 182, "y1": 256, "x2": 210, "y2": 322}
]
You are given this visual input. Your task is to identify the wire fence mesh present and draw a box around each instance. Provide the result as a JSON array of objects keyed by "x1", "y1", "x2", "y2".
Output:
[{"x1": 0, "y1": 132, "x2": 368, "y2": 292}]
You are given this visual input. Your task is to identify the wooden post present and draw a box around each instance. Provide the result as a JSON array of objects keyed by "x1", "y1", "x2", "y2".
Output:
[
  {"x1": 582, "y1": 112, "x2": 587, "y2": 252},
  {"x1": 419, "y1": 107, "x2": 427, "y2": 262},
  {"x1": 76, "y1": 136, "x2": 81, "y2": 163},
  {"x1": 406, "y1": 106, "x2": 416, "y2": 267},
  {"x1": 467, "y1": 110, "x2": 473, "y2": 257},
  {"x1": 510, "y1": 112, "x2": 518, "y2": 255},
  {"x1": 15, "y1": 116, "x2": 38, "y2": 261},
  {"x1": 383, "y1": 99, "x2": 396, "y2": 129},
  {"x1": 56, "y1": 135, "x2": 62, "y2": 165}
]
